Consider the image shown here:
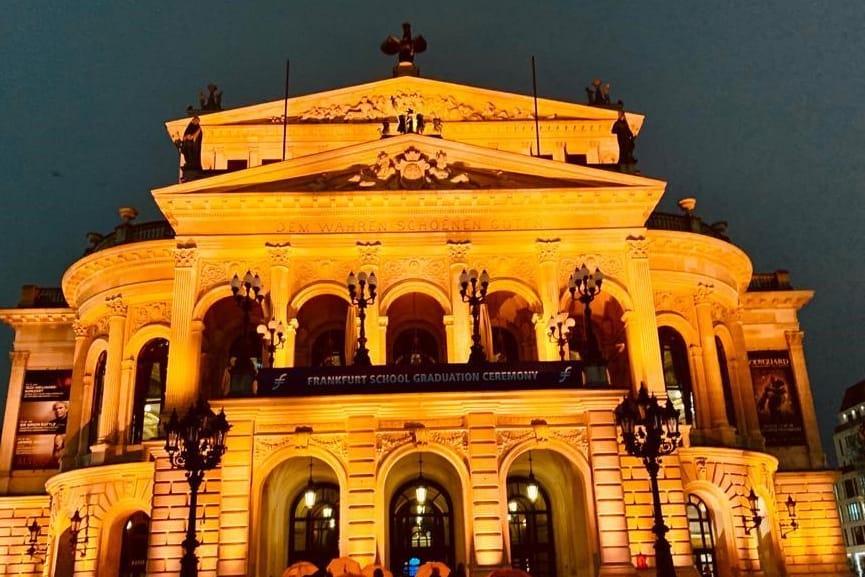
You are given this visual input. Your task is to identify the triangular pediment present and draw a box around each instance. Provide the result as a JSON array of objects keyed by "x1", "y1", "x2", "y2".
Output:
[
  {"x1": 165, "y1": 75, "x2": 643, "y2": 133},
  {"x1": 155, "y1": 133, "x2": 663, "y2": 197}
]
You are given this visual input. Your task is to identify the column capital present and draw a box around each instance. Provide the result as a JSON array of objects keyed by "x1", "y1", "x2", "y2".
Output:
[
  {"x1": 265, "y1": 241, "x2": 292, "y2": 267},
  {"x1": 694, "y1": 282, "x2": 714, "y2": 306},
  {"x1": 174, "y1": 240, "x2": 198, "y2": 268},
  {"x1": 535, "y1": 238, "x2": 560, "y2": 264},
  {"x1": 626, "y1": 235, "x2": 649, "y2": 258},
  {"x1": 105, "y1": 294, "x2": 128, "y2": 317},
  {"x1": 446, "y1": 240, "x2": 471, "y2": 264},
  {"x1": 72, "y1": 321, "x2": 91, "y2": 339},
  {"x1": 9, "y1": 350, "x2": 30, "y2": 364},
  {"x1": 785, "y1": 330, "x2": 805, "y2": 348}
]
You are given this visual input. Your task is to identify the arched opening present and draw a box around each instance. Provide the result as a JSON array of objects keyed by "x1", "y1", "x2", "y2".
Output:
[
  {"x1": 295, "y1": 295, "x2": 349, "y2": 367},
  {"x1": 715, "y1": 336, "x2": 736, "y2": 428},
  {"x1": 566, "y1": 294, "x2": 630, "y2": 386},
  {"x1": 52, "y1": 527, "x2": 75, "y2": 577},
  {"x1": 200, "y1": 296, "x2": 265, "y2": 398},
  {"x1": 87, "y1": 351, "x2": 107, "y2": 448},
  {"x1": 289, "y1": 482, "x2": 340, "y2": 568},
  {"x1": 131, "y1": 338, "x2": 168, "y2": 444},
  {"x1": 507, "y1": 477, "x2": 555, "y2": 577},
  {"x1": 687, "y1": 494, "x2": 717, "y2": 577},
  {"x1": 390, "y1": 477, "x2": 455, "y2": 576},
  {"x1": 119, "y1": 511, "x2": 150, "y2": 577},
  {"x1": 386, "y1": 293, "x2": 446, "y2": 365},
  {"x1": 658, "y1": 327, "x2": 695, "y2": 425},
  {"x1": 486, "y1": 291, "x2": 537, "y2": 362}
]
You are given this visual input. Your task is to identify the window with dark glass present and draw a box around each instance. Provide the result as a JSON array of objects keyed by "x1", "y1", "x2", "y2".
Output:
[
  {"x1": 88, "y1": 351, "x2": 107, "y2": 448},
  {"x1": 492, "y1": 327, "x2": 520, "y2": 363},
  {"x1": 687, "y1": 495, "x2": 717, "y2": 577},
  {"x1": 658, "y1": 327, "x2": 695, "y2": 425},
  {"x1": 131, "y1": 338, "x2": 168, "y2": 444},
  {"x1": 289, "y1": 483, "x2": 340, "y2": 567},
  {"x1": 390, "y1": 479, "x2": 453, "y2": 577},
  {"x1": 311, "y1": 329, "x2": 346, "y2": 367},
  {"x1": 119, "y1": 512, "x2": 150, "y2": 577},
  {"x1": 715, "y1": 337, "x2": 737, "y2": 427},
  {"x1": 507, "y1": 477, "x2": 555, "y2": 577},
  {"x1": 392, "y1": 329, "x2": 439, "y2": 365}
]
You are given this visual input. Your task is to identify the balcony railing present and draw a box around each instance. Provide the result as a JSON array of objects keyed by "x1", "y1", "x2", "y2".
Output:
[
  {"x1": 84, "y1": 220, "x2": 175, "y2": 255},
  {"x1": 646, "y1": 212, "x2": 730, "y2": 241}
]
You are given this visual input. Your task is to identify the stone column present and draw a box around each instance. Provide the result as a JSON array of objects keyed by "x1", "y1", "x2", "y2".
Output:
[
  {"x1": 447, "y1": 241, "x2": 471, "y2": 363},
  {"x1": 96, "y1": 294, "x2": 127, "y2": 453},
  {"x1": 65, "y1": 322, "x2": 91, "y2": 469},
  {"x1": 621, "y1": 311, "x2": 642, "y2": 388},
  {"x1": 345, "y1": 416, "x2": 377, "y2": 562},
  {"x1": 118, "y1": 358, "x2": 136, "y2": 447},
  {"x1": 0, "y1": 350, "x2": 30, "y2": 488},
  {"x1": 625, "y1": 237, "x2": 664, "y2": 393},
  {"x1": 284, "y1": 318, "x2": 299, "y2": 367},
  {"x1": 785, "y1": 330, "x2": 825, "y2": 467},
  {"x1": 688, "y1": 345, "x2": 710, "y2": 433},
  {"x1": 266, "y1": 242, "x2": 292, "y2": 368},
  {"x1": 693, "y1": 284, "x2": 735, "y2": 444},
  {"x1": 728, "y1": 310, "x2": 764, "y2": 448},
  {"x1": 165, "y1": 242, "x2": 200, "y2": 414},
  {"x1": 535, "y1": 239, "x2": 561, "y2": 361},
  {"x1": 466, "y1": 412, "x2": 503, "y2": 568}
]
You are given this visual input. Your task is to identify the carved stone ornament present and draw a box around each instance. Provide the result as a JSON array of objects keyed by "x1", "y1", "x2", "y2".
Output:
[
  {"x1": 174, "y1": 241, "x2": 198, "y2": 268},
  {"x1": 72, "y1": 321, "x2": 90, "y2": 339},
  {"x1": 105, "y1": 294, "x2": 127, "y2": 317},
  {"x1": 785, "y1": 330, "x2": 804, "y2": 348},
  {"x1": 447, "y1": 240, "x2": 471, "y2": 264},
  {"x1": 535, "y1": 239, "x2": 561, "y2": 264},
  {"x1": 626, "y1": 235, "x2": 649, "y2": 259},
  {"x1": 376, "y1": 431, "x2": 413, "y2": 456},
  {"x1": 381, "y1": 257, "x2": 448, "y2": 288},
  {"x1": 344, "y1": 148, "x2": 472, "y2": 190},
  {"x1": 265, "y1": 242, "x2": 292, "y2": 267},
  {"x1": 129, "y1": 302, "x2": 172, "y2": 333},
  {"x1": 357, "y1": 241, "x2": 382, "y2": 266},
  {"x1": 550, "y1": 427, "x2": 588, "y2": 455},
  {"x1": 254, "y1": 432, "x2": 347, "y2": 462},
  {"x1": 695, "y1": 456, "x2": 708, "y2": 481},
  {"x1": 496, "y1": 429, "x2": 535, "y2": 456},
  {"x1": 430, "y1": 430, "x2": 468, "y2": 458},
  {"x1": 560, "y1": 254, "x2": 623, "y2": 285},
  {"x1": 694, "y1": 282, "x2": 714, "y2": 305}
]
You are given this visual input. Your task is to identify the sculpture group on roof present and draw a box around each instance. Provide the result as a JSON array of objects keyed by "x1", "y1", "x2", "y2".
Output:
[{"x1": 381, "y1": 22, "x2": 426, "y2": 77}]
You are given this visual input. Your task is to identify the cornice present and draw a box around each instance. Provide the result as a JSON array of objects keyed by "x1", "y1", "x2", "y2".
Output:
[
  {"x1": 741, "y1": 289, "x2": 814, "y2": 310},
  {"x1": 0, "y1": 308, "x2": 76, "y2": 327},
  {"x1": 647, "y1": 231, "x2": 752, "y2": 292}
]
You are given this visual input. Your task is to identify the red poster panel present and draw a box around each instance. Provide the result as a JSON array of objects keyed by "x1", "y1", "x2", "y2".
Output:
[{"x1": 13, "y1": 370, "x2": 71, "y2": 470}]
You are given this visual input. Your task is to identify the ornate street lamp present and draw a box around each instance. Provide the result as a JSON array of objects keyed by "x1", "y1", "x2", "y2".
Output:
[
  {"x1": 547, "y1": 312, "x2": 575, "y2": 361},
  {"x1": 229, "y1": 270, "x2": 265, "y2": 395},
  {"x1": 526, "y1": 451, "x2": 539, "y2": 503},
  {"x1": 347, "y1": 271, "x2": 378, "y2": 366},
  {"x1": 614, "y1": 383, "x2": 680, "y2": 577},
  {"x1": 304, "y1": 458, "x2": 317, "y2": 508},
  {"x1": 568, "y1": 264, "x2": 606, "y2": 384},
  {"x1": 26, "y1": 518, "x2": 45, "y2": 560},
  {"x1": 460, "y1": 268, "x2": 489, "y2": 365},
  {"x1": 164, "y1": 398, "x2": 231, "y2": 577},
  {"x1": 781, "y1": 494, "x2": 799, "y2": 538},
  {"x1": 743, "y1": 488, "x2": 762, "y2": 535},
  {"x1": 256, "y1": 319, "x2": 286, "y2": 367},
  {"x1": 69, "y1": 509, "x2": 88, "y2": 557}
]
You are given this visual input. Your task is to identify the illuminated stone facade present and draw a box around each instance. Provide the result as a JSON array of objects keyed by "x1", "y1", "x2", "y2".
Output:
[{"x1": 0, "y1": 73, "x2": 850, "y2": 577}]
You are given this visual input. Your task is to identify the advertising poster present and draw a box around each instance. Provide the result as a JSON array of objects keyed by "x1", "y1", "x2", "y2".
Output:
[
  {"x1": 13, "y1": 369, "x2": 71, "y2": 470},
  {"x1": 748, "y1": 351, "x2": 806, "y2": 447}
]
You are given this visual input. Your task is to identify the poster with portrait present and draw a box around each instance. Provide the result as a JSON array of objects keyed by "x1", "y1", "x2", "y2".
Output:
[
  {"x1": 13, "y1": 369, "x2": 71, "y2": 470},
  {"x1": 748, "y1": 351, "x2": 806, "y2": 447}
]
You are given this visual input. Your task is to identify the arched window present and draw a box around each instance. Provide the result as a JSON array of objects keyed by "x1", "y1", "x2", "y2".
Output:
[
  {"x1": 289, "y1": 483, "x2": 340, "y2": 568},
  {"x1": 392, "y1": 329, "x2": 439, "y2": 365},
  {"x1": 658, "y1": 327, "x2": 695, "y2": 425},
  {"x1": 492, "y1": 327, "x2": 520, "y2": 363},
  {"x1": 131, "y1": 338, "x2": 168, "y2": 444},
  {"x1": 507, "y1": 477, "x2": 556, "y2": 577},
  {"x1": 390, "y1": 478, "x2": 454, "y2": 576},
  {"x1": 715, "y1": 336, "x2": 737, "y2": 428},
  {"x1": 119, "y1": 512, "x2": 150, "y2": 577},
  {"x1": 687, "y1": 495, "x2": 717, "y2": 577},
  {"x1": 311, "y1": 329, "x2": 345, "y2": 367},
  {"x1": 88, "y1": 351, "x2": 107, "y2": 448}
]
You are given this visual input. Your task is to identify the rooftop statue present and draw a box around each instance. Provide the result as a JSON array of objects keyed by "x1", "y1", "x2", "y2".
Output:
[
  {"x1": 381, "y1": 22, "x2": 427, "y2": 76},
  {"x1": 185, "y1": 83, "x2": 223, "y2": 115}
]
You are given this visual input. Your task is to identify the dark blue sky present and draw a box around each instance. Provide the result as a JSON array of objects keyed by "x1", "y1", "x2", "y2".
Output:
[{"x1": 1, "y1": 1, "x2": 863, "y2": 456}]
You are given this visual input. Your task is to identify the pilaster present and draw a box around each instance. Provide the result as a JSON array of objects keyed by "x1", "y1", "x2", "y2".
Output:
[
  {"x1": 356, "y1": 242, "x2": 383, "y2": 365},
  {"x1": 785, "y1": 330, "x2": 825, "y2": 467},
  {"x1": 730, "y1": 310, "x2": 764, "y2": 449},
  {"x1": 466, "y1": 412, "x2": 503, "y2": 568},
  {"x1": 345, "y1": 415, "x2": 377, "y2": 563},
  {"x1": 625, "y1": 236, "x2": 663, "y2": 394},
  {"x1": 0, "y1": 350, "x2": 30, "y2": 489},
  {"x1": 284, "y1": 318, "x2": 299, "y2": 368},
  {"x1": 165, "y1": 242, "x2": 200, "y2": 414},
  {"x1": 447, "y1": 241, "x2": 471, "y2": 363},
  {"x1": 694, "y1": 284, "x2": 735, "y2": 444},
  {"x1": 266, "y1": 242, "x2": 292, "y2": 368},
  {"x1": 64, "y1": 321, "x2": 91, "y2": 469},
  {"x1": 99, "y1": 294, "x2": 127, "y2": 447},
  {"x1": 535, "y1": 239, "x2": 561, "y2": 361}
]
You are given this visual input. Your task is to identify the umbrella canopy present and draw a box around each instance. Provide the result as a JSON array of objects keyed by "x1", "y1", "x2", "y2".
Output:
[
  {"x1": 487, "y1": 569, "x2": 532, "y2": 577},
  {"x1": 415, "y1": 562, "x2": 451, "y2": 577},
  {"x1": 283, "y1": 562, "x2": 320, "y2": 577},
  {"x1": 327, "y1": 557, "x2": 362, "y2": 577},
  {"x1": 362, "y1": 565, "x2": 393, "y2": 577}
]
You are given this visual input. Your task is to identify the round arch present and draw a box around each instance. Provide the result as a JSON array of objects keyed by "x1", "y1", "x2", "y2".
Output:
[
  {"x1": 123, "y1": 324, "x2": 171, "y2": 361},
  {"x1": 95, "y1": 500, "x2": 152, "y2": 577},
  {"x1": 251, "y1": 444, "x2": 349, "y2": 577},
  {"x1": 713, "y1": 324, "x2": 737, "y2": 363},
  {"x1": 486, "y1": 278, "x2": 543, "y2": 313},
  {"x1": 555, "y1": 276, "x2": 634, "y2": 315},
  {"x1": 377, "y1": 442, "x2": 472, "y2": 569},
  {"x1": 289, "y1": 281, "x2": 352, "y2": 316},
  {"x1": 655, "y1": 312, "x2": 698, "y2": 346},
  {"x1": 379, "y1": 279, "x2": 452, "y2": 315},
  {"x1": 192, "y1": 284, "x2": 235, "y2": 321},
  {"x1": 84, "y1": 338, "x2": 109, "y2": 375},
  {"x1": 684, "y1": 481, "x2": 741, "y2": 577},
  {"x1": 500, "y1": 439, "x2": 599, "y2": 576}
]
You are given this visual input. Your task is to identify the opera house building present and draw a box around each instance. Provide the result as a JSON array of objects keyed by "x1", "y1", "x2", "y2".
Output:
[{"x1": 0, "y1": 55, "x2": 850, "y2": 577}]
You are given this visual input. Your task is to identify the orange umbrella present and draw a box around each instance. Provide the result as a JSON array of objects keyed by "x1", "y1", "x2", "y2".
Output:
[
  {"x1": 283, "y1": 562, "x2": 320, "y2": 577},
  {"x1": 362, "y1": 565, "x2": 393, "y2": 577},
  {"x1": 327, "y1": 557, "x2": 362, "y2": 577},
  {"x1": 415, "y1": 562, "x2": 451, "y2": 577},
  {"x1": 486, "y1": 570, "x2": 532, "y2": 577}
]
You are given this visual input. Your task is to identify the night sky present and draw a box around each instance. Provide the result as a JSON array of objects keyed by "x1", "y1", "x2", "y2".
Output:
[{"x1": 1, "y1": 2, "x2": 863, "y2": 459}]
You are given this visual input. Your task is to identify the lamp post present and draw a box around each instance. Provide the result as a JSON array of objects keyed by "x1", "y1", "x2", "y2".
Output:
[
  {"x1": 164, "y1": 398, "x2": 231, "y2": 577},
  {"x1": 229, "y1": 271, "x2": 264, "y2": 395},
  {"x1": 460, "y1": 268, "x2": 489, "y2": 364},
  {"x1": 347, "y1": 271, "x2": 378, "y2": 366},
  {"x1": 614, "y1": 383, "x2": 680, "y2": 577},
  {"x1": 568, "y1": 264, "x2": 605, "y2": 384},
  {"x1": 547, "y1": 312, "x2": 575, "y2": 361},
  {"x1": 256, "y1": 319, "x2": 286, "y2": 367}
]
